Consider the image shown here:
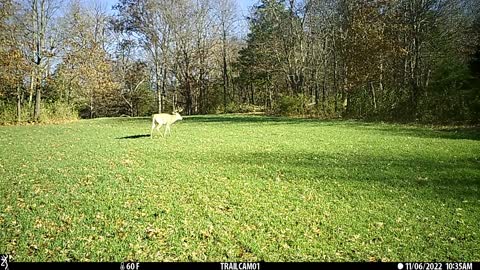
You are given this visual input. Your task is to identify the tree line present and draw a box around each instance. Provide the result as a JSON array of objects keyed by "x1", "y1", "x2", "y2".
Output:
[
  {"x1": 238, "y1": 0, "x2": 480, "y2": 122},
  {"x1": 1, "y1": 0, "x2": 479, "y2": 124}
]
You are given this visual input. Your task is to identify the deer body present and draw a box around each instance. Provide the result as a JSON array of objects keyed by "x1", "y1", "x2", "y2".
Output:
[{"x1": 151, "y1": 112, "x2": 183, "y2": 137}]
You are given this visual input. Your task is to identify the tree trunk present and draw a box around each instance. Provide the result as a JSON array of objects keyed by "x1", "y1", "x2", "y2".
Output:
[
  {"x1": 342, "y1": 91, "x2": 348, "y2": 114},
  {"x1": 321, "y1": 54, "x2": 328, "y2": 113},
  {"x1": 183, "y1": 48, "x2": 192, "y2": 115},
  {"x1": 379, "y1": 60, "x2": 384, "y2": 94},
  {"x1": 250, "y1": 82, "x2": 255, "y2": 105},
  {"x1": 409, "y1": 0, "x2": 423, "y2": 116},
  {"x1": 222, "y1": 21, "x2": 228, "y2": 113},
  {"x1": 425, "y1": 69, "x2": 431, "y2": 88},
  {"x1": 172, "y1": 71, "x2": 177, "y2": 111},
  {"x1": 17, "y1": 85, "x2": 22, "y2": 123},
  {"x1": 29, "y1": 70, "x2": 35, "y2": 108},
  {"x1": 161, "y1": 65, "x2": 167, "y2": 112},
  {"x1": 204, "y1": 83, "x2": 209, "y2": 113},
  {"x1": 153, "y1": 43, "x2": 162, "y2": 114},
  {"x1": 185, "y1": 76, "x2": 192, "y2": 115},
  {"x1": 370, "y1": 81, "x2": 377, "y2": 111},
  {"x1": 332, "y1": 29, "x2": 338, "y2": 113},
  {"x1": 322, "y1": 79, "x2": 327, "y2": 113},
  {"x1": 172, "y1": 93, "x2": 176, "y2": 112},
  {"x1": 89, "y1": 93, "x2": 94, "y2": 119},
  {"x1": 268, "y1": 87, "x2": 273, "y2": 111},
  {"x1": 34, "y1": 80, "x2": 41, "y2": 122},
  {"x1": 198, "y1": 43, "x2": 206, "y2": 114},
  {"x1": 156, "y1": 73, "x2": 162, "y2": 114},
  {"x1": 265, "y1": 79, "x2": 273, "y2": 111},
  {"x1": 342, "y1": 61, "x2": 349, "y2": 114},
  {"x1": 157, "y1": 90, "x2": 161, "y2": 113}
]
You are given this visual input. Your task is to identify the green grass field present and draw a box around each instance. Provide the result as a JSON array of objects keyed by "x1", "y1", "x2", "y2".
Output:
[{"x1": 1, "y1": 115, "x2": 479, "y2": 262}]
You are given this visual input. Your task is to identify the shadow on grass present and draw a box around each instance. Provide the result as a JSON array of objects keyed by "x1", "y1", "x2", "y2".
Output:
[
  {"x1": 218, "y1": 151, "x2": 480, "y2": 202},
  {"x1": 109, "y1": 114, "x2": 480, "y2": 141},
  {"x1": 116, "y1": 134, "x2": 151, "y2": 139},
  {"x1": 112, "y1": 117, "x2": 150, "y2": 122},
  {"x1": 352, "y1": 125, "x2": 480, "y2": 141},
  {"x1": 186, "y1": 115, "x2": 335, "y2": 125},
  {"x1": 201, "y1": 115, "x2": 480, "y2": 141},
  {"x1": 190, "y1": 115, "x2": 480, "y2": 140}
]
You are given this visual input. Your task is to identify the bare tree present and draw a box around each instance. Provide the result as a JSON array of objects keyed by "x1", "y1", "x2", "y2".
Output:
[
  {"x1": 21, "y1": 0, "x2": 61, "y2": 121},
  {"x1": 214, "y1": 0, "x2": 237, "y2": 112}
]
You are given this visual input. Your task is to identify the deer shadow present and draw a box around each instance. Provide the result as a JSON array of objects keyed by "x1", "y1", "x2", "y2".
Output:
[{"x1": 116, "y1": 134, "x2": 151, "y2": 139}]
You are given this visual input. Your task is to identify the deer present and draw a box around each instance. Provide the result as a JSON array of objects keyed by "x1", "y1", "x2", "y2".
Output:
[{"x1": 150, "y1": 109, "x2": 183, "y2": 138}]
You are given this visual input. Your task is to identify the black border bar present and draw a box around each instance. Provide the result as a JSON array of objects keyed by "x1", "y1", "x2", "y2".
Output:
[{"x1": 7, "y1": 262, "x2": 479, "y2": 270}]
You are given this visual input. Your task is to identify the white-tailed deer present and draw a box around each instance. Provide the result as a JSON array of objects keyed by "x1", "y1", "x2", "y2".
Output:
[{"x1": 151, "y1": 110, "x2": 183, "y2": 138}]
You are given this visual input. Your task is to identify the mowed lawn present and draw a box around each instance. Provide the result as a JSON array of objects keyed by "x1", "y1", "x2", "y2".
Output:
[{"x1": 1, "y1": 115, "x2": 479, "y2": 262}]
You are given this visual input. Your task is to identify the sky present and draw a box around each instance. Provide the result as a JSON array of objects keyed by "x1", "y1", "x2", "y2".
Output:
[
  {"x1": 232, "y1": 0, "x2": 258, "y2": 18},
  {"x1": 100, "y1": 0, "x2": 257, "y2": 36},
  {"x1": 101, "y1": 0, "x2": 257, "y2": 19},
  {"x1": 103, "y1": 0, "x2": 257, "y2": 13}
]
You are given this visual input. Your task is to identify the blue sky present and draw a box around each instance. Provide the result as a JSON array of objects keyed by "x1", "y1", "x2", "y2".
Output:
[
  {"x1": 236, "y1": 0, "x2": 258, "y2": 15},
  {"x1": 102, "y1": 0, "x2": 257, "y2": 16},
  {"x1": 101, "y1": 0, "x2": 257, "y2": 35}
]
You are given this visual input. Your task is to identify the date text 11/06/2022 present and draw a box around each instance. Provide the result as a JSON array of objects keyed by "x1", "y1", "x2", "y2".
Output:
[{"x1": 400, "y1": 262, "x2": 473, "y2": 270}]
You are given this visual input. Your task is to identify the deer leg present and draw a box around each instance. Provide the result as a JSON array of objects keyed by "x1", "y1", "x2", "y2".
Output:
[
  {"x1": 164, "y1": 124, "x2": 170, "y2": 137},
  {"x1": 151, "y1": 119, "x2": 156, "y2": 138},
  {"x1": 153, "y1": 122, "x2": 162, "y2": 137}
]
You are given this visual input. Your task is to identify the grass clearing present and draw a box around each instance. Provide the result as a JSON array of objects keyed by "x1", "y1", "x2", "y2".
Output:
[{"x1": 0, "y1": 115, "x2": 479, "y2": 262}]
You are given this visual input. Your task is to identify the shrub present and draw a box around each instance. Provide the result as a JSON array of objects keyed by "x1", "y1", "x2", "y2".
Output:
[
  {"x1": 0, "y1": 101, "x2": 30, "y2": 124},
  {"x1": 0, "y1": 101, "x2": 78, "y2": 125},
  {"x1": 224, "y1": 102, "x2": 264, "y2": 114},
  {"x1": 0, "y1": 102, "x2": 17, "y2": 124},
  {"x1": 40, "y1": 102, "x2": 78, "y2": 123},
  {"x1": 273, "y1": 95, "x2": 309, "y2": 116}
]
